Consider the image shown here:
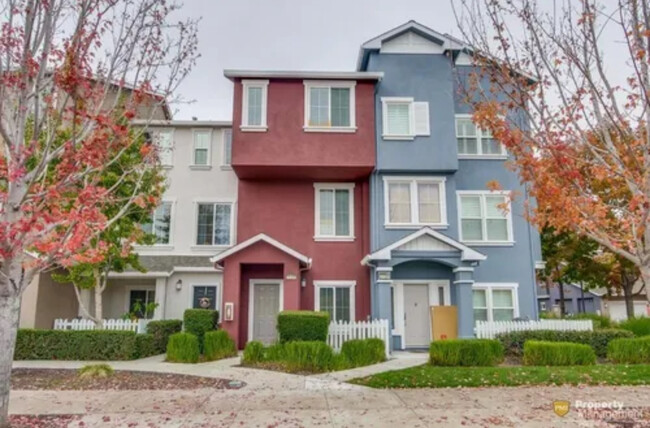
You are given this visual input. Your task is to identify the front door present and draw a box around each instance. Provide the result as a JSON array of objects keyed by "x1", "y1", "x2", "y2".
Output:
[
  {"x1": 251, "y1": 283, "x2": 280, "y2": 344},
  {"x1": 404, "y1": 284, "x2": 430, "y2": 347}
]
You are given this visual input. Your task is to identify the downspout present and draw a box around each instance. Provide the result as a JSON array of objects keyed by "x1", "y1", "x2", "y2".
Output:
[{"x1": 525, "y1": 183, "x2": 540, "y2": 321}]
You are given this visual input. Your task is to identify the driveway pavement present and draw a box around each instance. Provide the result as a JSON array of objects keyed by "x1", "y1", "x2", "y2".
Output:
[{"x1": 11, "y1": 356, "x2": 650, "y2": 427}]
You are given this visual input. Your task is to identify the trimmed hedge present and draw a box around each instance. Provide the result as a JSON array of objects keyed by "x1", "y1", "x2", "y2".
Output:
[
  {"x1": 15, "y1": 329, "x2": 139, "y2": 360},
  {"x1": 341, "y1": 339, "x2": 386, "y2": 368},
  {"x1": 242, "y1": 341, "x2": 265, "y2": 365},
  {"x1": 166, "y1": 333, "x2": 200, "y2": 363},
  {"x1": 523, "y1": 341, "x2": 596, "y2": 366},
  {"x1": 619, "y1": 317, "x2": 650, "y2": 337},
  {"x1": 183, "y1": 309, "x2": 218, "y2": 350},
  {"x1": 607, "y1": 336, "x2": 650, "y2": 364},
  {"x1": 277, "y1": 311, "x2": 329, "y2": 343},
  {"x1": 147, "y1": 320, "x2": 182, "y2": 353},
  {"x1": 241, "y1": 341, "x2": 343, "y2": 372},
  {"x1": 204, "y1": 330, "x2": 237, "y2": 361},
  {"x1": 134, "y1": 334, "x2": 158, "y2": 359},
  {"x1": 429, "y1": 339, "x2": 504, "y2": 367},
  {"x1": 496, "y1": 329, "x2": 633, "y2": 358}
]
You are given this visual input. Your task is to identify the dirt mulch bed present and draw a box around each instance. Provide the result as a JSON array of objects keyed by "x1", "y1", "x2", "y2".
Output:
[
  {"x1": 9, "y1": 414, "x2": 79, "y2": 428},
  {"x1": 11, "y1": 369, "x2": 245, "y2": 391}
]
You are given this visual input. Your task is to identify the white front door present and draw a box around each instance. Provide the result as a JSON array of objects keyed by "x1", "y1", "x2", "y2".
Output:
[
  {"x1": 404, "y1": 284, "x2": 430, "y2": 347},
  {"x1": 251, "y1": 282, "x2": 281, "y2": 344}
]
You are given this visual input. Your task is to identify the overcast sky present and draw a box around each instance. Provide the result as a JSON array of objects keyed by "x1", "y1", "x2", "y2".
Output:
[{"x1": 173, "y1": 0, "x2": 462, "y2": 121}]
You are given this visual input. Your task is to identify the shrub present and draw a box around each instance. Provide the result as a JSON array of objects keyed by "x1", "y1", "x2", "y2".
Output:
[
  {"x1": 14, "y1": 329, "x2": 139, "y2": 360},
  {"x1": 607, "y1": 336, "x2": 650, "y2": 364},
  {"x1": 340, "y1": 339, "x2": 386, "y2": 368},
  {"x1": 204, "y1": 330, "x2": 237, "y2": 361},
  {"x1": 242, "y1": 341, "x2": 265, "y2": 365},
  {"x1": 429, "y1": 339, "x2": 504, "y2": 367},
  {"x1": 569, "y1": 313, "x2": 612, "y2": 329},
  {"x1": 619, "y1": 317, "x2": 650, "y2": 337},
  {"x1": 279, "y1": 341, "x2": 337, "y2": 373},
  {"x1": 78, "y1": 363, "x2": 114, "y2": 379},
  {"x1": 134, "y1": 334, "x2": 158, "y2": 359},
  {"x1": 277, "y1": 311, "x2": 329, "y2": 343},
  {"x1": 523, "y1": 341, "x2": 596, "y2": 366},
  {"x1": 183, "y1": 309, "x2": 219, "y2": 351},
  {"x1": 147, "y1": 319, "x2": 182, "y2": 353},
  {"x1": 496, "y1": 329, "x2": 633, "y2": 358},
  {"x1": 166, "y1": 333, "x2": 200, "y2": 363}
]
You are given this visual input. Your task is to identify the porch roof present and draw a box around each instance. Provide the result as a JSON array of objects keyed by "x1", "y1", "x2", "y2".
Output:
[
  {"x1": 209, "y1": 233, "x2": 312, "y2": 267},
  {"x1": 362, "y1": 227, "x2": 486, "y2": 265}
]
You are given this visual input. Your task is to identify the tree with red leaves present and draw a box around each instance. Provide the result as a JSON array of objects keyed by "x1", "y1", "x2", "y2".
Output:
[
  {"x1": 453, "y1": 1, "x2": 650, "y2": 311},
  {"x1": 0, "y1": 1, "x2": 198, "y2": 424}
]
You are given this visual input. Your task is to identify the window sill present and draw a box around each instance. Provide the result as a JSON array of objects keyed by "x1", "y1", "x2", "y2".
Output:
[
  {"x1": 189, "y1": 165, "x2": 212, "y2": 171},
  {"x1": 458, "y1": 155, "x2": 508, "y2": 160},
  {"x1": 190, "y1": 245, "x2": 232, "y2": 251},
  {"x1": 303, "y1": 126, "x2": 357, "y2": 133},
  {"x1": 313, "y1": 236, "x2": 356, "y2": 242},
  {"x1": 220, "y1": 165, "x2": 233, "y2": 171},
  {"x1": 382, "y1": 135, "x2": 415, "y2": 141},
  {"x1": 240, "y1": 125, "x2": 267, "y2": 132},
  {"x1": 133, "y1": 245, "x2": 174, "y2": 251},
  {"x1": 384, "y1": 223, "x2": 449, "y2": 230},
  {"x1": 461, "y1": 241, "x2": 515, "y2": 247},
  {"x1": 161, "y1": 165, "x2": 173, "y2": 169}
]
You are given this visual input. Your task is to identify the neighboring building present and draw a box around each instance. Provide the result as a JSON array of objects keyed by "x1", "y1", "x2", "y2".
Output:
[
  {"x1": 20, "y1": 120, "x2": 236, "y2": 327},
  {"x1": 358, "y1": 21, "x2": 543, "y2": 348},
  {"x1": 593, "y1": 282, "x2": 649, "y2": 321},
  {"x1": 537, "y1": 282, "x2": 605, "y2": 315},
  {"x1": 215, "y1": 70, "x2": 381, "y2": 348}
]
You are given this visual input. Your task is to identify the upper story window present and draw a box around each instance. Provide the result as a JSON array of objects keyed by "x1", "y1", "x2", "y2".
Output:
[
  {"x1": 314, "y1": 183, "x2": 355, "y2": 241},
  {"x1": 456, "y1": 115, "x2": 506, "y2": 157},
  {"x1": 142, "y1": 201, "x2": 173, "y2": 245},
  {"x1": 458, "y1": 191, "x2": 513, "y2": 244},
  {"x1": 153, "y1": 129, "x2": 173, "y2": 166},
  {"x1": 383, "y1": 177, "x2": 447, "y2": 228},
  {"x1": 196, "y1": 202, "x2": 232, "y2": 246},
  {"x1": 304, "y1": 81, "x2": 356, "y2": 132},
  {"x1": 222, "y1": 129, "x2": 232, "y2": 167},
  {"x1": 381, "y1": 97, "x2": 429, "y2": 140},
  {"x1": 192, "y1": 130, "x2": 211, "y2": 166},
  {"x1": 241, "y1": 80, "x2": 268, "y2": 131}
]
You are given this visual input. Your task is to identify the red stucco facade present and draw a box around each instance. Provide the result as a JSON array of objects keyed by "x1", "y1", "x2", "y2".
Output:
[{"x1": 220, "y1": 74, "x2": 377, "y2": 348}]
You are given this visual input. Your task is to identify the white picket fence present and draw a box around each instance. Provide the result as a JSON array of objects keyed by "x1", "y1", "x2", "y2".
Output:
[
  {"x1": 475, "y1": 319, "x2": 593, "y2": 339},
  {"x1": 53, "y1": 318, "x2": 150, "y2": 334},
  {"x1": 327, "y1": 319, "x2": 391, "y2": 357}
]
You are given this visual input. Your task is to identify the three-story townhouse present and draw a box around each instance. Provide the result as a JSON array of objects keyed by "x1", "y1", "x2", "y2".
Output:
[
  {"x1": 358, "y1": 21, "x2": 544, "y2": 349},
  {"x1": 215, "y1": 71, "x2": 381, "y2": 348}
]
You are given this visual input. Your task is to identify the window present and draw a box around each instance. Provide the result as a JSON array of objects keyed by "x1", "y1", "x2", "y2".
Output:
[
  {"x1": 304, "y1": 81, "x2": 356, "y2": 131},
  {"x1": 129, "y1": 289, "x2": 156, "y2": 319},
  {"x1": 241, "y1": 80, "x2": 268, "y2": 130},
  {"x1": 384, "y1": 177, "x2": 446, "y2": 227},
  {"x1": 142, "y1": 201, "x2": 172, "y2": 245},
  {"x1": 222, "y1": 129, "x2": 232, "y2": 166},
  {"x1": 459, "y1": 192, "x2": 513, "y2": 244},
  {"x1": 154, "y1": 130, "x2": 173, "y2": 166},
  {"x1": 472, "y1": 284, "x2": 518, "y2": 324},
  {"x1": 314, "y1": 183, "x2": 354, "y2": 240},
  {"x1": 193, "y1": 285, "x2": 218, "y2": 310},
  {"x1": 196, "y1": 203, "x2": 232, "y2": 246},
  {"x1": 314, "y1": 281, "x2": 356, "y2": 322},
  {"x1": 381, "y1": 97, "x2": 429, "y2": 139},
  {"x1": 193, "y1": 130, "x2": 211, "y2": 166},
  {"x1": 456, "y1": 116, "x2": 506, "y2": 157}
]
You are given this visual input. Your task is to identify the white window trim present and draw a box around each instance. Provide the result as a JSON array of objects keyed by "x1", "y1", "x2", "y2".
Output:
[
  {"x1": 472, "y1": 283, "x2": 520, "y2": 322},
  {"x1": 313, "y1": 280, "x2": 356, "y2": 322},
  {"x1": 313, "y1": 183, "x2": 355, "y2": 241},
  {"x1": 381, "y1": 97, "x2": 415, "y2": 140},
  {"x1": 191, "y1": 128, "x2": 212, "y2": 168},
  {"x1": 457, "y1": 190, "x2": 514, "y2": 246},
  {"x1": 383, "y1": 176, "x2": 448, "y2": 229},
  {"x1": 455, "y1": 114, "x2": 507, "y2": 159},
  {"x1": 192, "y1": 199, "x2": 236, "y2": 249},
  {"x1": 248, "y1": 279, "x2": 284, "y2": 342},
  {"x1": 153, "y1": 128, "x2": 174, "y2": 168},
  {"x1": 303, "y1": 80, "x2": 357, "y2": 132},
  {"x1": 124, "y1": 285, "x2": 156, "y2": 316},
  {"x1": 221, "y1": 128, "x2": 233, "y2": 170},
  {"x1": 188, "y1": 283, "x2": 221, "y2": 320},
  {"x1": 241, "y1": 79, "x2": 269, "y2": 131},
  {"x1": 136, "y1": 199, "x2": 176, "y2": 250}
]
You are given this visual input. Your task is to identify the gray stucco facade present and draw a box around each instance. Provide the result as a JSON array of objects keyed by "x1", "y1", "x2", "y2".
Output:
[{"x1": 359, "y1": 22, "x2": 542, "y2": 349}]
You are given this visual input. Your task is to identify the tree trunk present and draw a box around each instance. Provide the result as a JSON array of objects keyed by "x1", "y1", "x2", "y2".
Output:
[
  {"x1": 622, "y1": 276, "x2": 635, "y2": 320},
  {"x1": 641, "y1": 267, "x2": 650, "y2": 317},
  {"x1": 558, "y1": 280, "x2": 566, "y2": 317},
  {"x1": 0, "y1": 292, "x2": 21, "y2": 427},
  {"x1": 94, "y1": 285, "x2": 103, "y2": 328}
]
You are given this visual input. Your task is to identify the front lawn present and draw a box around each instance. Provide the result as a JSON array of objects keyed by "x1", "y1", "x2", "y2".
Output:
[{"x1": 349, "y1": 364, "x2": 650, "y2": 388}]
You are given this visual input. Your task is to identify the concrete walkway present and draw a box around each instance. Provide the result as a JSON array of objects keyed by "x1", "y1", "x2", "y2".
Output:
[{"x1": 11, "y1": 356, "x2": 650, "y2": 427}]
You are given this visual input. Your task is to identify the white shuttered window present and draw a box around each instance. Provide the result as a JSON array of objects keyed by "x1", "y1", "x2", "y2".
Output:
[{"x1": 382, "y1": 97, "x2": 430, "y2": 139}]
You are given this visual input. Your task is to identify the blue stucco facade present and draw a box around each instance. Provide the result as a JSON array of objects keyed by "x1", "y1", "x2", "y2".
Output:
[{"x1": 359, "y1": 23, "x2": 542, "y2": 349}]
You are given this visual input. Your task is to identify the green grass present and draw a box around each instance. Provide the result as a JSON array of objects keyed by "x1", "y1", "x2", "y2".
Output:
[{"x1": 349, "y1": 364, "x2": 650, "y2": 389}]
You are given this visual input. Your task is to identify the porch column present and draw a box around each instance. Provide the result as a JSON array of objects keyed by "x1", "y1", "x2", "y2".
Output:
[
  {"x1": 453, "y1": 267, "x2": 475, "y2": 338},
  {"x1": 154, "y1": 277, "x2": 167, "y2": 320},
  {"x1": 77, "y1": 288, "x2": 92, "y2": 318}
]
